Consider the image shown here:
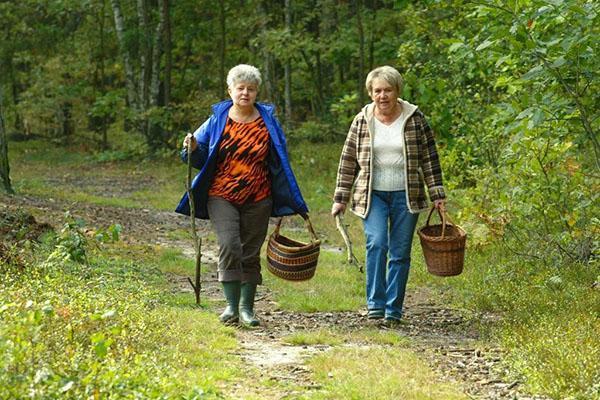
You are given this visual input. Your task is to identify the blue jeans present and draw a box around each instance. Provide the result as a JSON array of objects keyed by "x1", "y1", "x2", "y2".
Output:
[{"x1": 363, "y1": 190, "x2": 419, "y2": 320}]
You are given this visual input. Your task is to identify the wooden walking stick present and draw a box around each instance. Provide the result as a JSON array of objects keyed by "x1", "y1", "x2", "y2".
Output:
[
  {"x1": 335, "y1": 213, "x2": 363, "y2": 273},
  {"x1": 185, "y1": 136, "x2": 202, "y2": 305}
]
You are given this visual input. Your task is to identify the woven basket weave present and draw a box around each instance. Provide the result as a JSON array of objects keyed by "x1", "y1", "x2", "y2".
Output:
[
  {"x1": 266, "y1": 214, "x2": 320, "y2": 281},
  {"x1": 417, "y1": 207, "x2": 466, "y2": 277}
]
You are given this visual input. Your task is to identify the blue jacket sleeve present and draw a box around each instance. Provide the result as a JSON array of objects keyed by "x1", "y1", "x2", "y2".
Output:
[{"x1": 180, "y1": 119, "x2": 211, "y2": 170}]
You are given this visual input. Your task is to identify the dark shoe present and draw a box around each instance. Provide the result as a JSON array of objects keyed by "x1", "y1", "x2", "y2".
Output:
[
  {"x1": 239, "y1": 282, "x2": 259, "y2": 327},
  {"x1": 367, "y1": 309, "x2": 385, "y2": 319},
  {"x1": 219, "y1": 281, "x2": 240, "y2": 324}
]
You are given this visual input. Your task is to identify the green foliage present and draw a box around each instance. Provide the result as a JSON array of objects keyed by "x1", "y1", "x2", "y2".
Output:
[
  {"x1": 0, "y1": 231, "x2": 241, "y2": 398},
  {"x1": 95, "y1": 223, "x2": 122, "y2": 244},
  {"x1": 417, "y1": 241, "x2": 600, "y2": 400},
  {"x1": 2, "y1": 1, "x2": 599, "y2": 398},
  {"x1": 45, "y1": 212, "x2": 89, "y2": 264},
  {"x1": 503, "y1": 314, "x2": 600, "y2": 399}
]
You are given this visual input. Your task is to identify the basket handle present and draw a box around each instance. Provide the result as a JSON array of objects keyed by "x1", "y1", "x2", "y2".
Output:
[
  {"x1": 424, "y1": 206, "x2": 456, "y2": 239},
  {"x1": 274, "y1": 213, "x2": 319, "y2": 243}
]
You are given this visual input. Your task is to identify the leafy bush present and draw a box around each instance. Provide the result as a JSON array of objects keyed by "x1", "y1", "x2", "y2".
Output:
[{"x1": 0, "y1": 218, "x2": 240, "y2": 398}]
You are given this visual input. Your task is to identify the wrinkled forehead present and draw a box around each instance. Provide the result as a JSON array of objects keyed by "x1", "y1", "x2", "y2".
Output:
[{"x1": 371, "y1": 77, "x2": 395, "y2": 90}]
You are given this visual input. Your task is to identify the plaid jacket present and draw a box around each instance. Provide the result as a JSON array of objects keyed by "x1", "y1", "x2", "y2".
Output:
[{"x1": 333, "y1": 100, "x2": 445, "y2": 217}]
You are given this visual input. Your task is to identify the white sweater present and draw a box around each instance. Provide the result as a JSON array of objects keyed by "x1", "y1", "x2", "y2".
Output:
[{"x1": 371, "y1": 113, "x2": 409, "y2": 191}]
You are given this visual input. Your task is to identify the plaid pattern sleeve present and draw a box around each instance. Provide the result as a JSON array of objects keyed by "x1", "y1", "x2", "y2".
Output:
[
  {"x1": 418, "y1": 113, "x2": 445, "y2": 201},
  {"x1": 333, "y1": 116, "x2": 360, "y2": 204}
]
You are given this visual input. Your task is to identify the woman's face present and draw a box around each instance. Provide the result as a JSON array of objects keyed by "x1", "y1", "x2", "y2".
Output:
[
  {"x1": 370, "y1": 78, "x2": 398, "y2": 114},
  {"x1": 228, "y1": 81, "x2": 258, "y2": 108}
]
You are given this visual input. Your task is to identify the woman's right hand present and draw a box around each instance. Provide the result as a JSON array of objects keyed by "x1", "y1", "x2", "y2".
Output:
[
  {"x1": 331, "y1": 202, "x2": 346, "y2": 217},
  {"x1": 183, "y1": 133, "x2": 197, "y2": 152}
]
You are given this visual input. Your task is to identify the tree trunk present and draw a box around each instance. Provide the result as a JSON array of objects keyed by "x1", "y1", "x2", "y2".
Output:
[
  {"x1": 284, "y1": 0, "x2": 292, "y2": 131},
  {"x1": 137, "y1": 0, "x2": 151, "y2": 112},
  {"x1": 7, "y1": 56, "x2": 25, "y2": 136},
  {"x1": 100, "y1": 0, "x2": 108, "y2": 149},
  {"x1": 149, "y1": 12, "x2": 163, "y2": 107},
  {"x1": 219, "y1": 0, "x2": 227, "y2": 97},
  {"x1": 259, "y1": 1, "x2": 276, "y2": 103},
  {"x1": 356, "y1": 0, "x2": 365, "y2": 107},
  {"x1": 110, "y1": 0, "x2": 139, "y2": 111},
  {"x1": 0, "y1": 88, "x2": 14, "y2": 194},
  {"x1": 368, "y1": 0, "x2": 375, "y2": 71},
  {"x1": 162, "y1": 0, "x2": 172, "y2": 106},
  {"x1": 149, "y1": 2, "x2": 165, "y2": 146}
]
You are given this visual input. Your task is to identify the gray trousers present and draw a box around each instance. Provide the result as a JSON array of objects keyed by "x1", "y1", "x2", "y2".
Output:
[{"x1": 207, "y1": 196, "x2": 272, "y2": 284}]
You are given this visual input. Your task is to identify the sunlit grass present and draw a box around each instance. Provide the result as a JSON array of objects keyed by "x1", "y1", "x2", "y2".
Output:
[
  {"x1": 264, "y1": 250, "x2": 364, "y2": 312},
  {"x1": 156, "y1": 247, "x2": 196, "y2": 276},
  {"x1": 0, "y1": 238, "x2": 242, "y2": 399},
  {"x1": 283, "y1": 327, "x2": 410, "y2": 348},
  {"x1": 304, "y1": 347, "x2": 468, "y2": 400}
]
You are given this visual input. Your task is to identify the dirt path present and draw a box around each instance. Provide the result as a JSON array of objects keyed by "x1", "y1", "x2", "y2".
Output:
[{"x1": 1, "y1": 193, "x2": 547, "y2": 400}]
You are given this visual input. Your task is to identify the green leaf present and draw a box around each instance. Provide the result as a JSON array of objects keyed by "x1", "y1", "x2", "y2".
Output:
[
  {"x1": 476, "y1": 39, "x2": 494, "y2": 51},
  {"x1": 495, "y1": 55, "x2": 511, "y2": 68},
  {"x1": 551, "y1": 56, "x2": 567, "y2": 68},
  {"x1": 522, "y1": 65, "x2": 544, "y2": 80},
  {"x1": 516, "y1": 108, "x2": 533, "y2": 120},
  {"x1": 60, "y1": 381, "x2": 74, "y2": 393},
  {"x1": 448, "y1": 42, "x2": 464, "y2": 53},
  {"x1": 528, "y1": 109, "x2": 545, "y2": 128}
]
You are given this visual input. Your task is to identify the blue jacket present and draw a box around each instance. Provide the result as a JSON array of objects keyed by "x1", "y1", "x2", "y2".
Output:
[{"x1": 175, "y1": 100, "x2": 309, "y2": 219}]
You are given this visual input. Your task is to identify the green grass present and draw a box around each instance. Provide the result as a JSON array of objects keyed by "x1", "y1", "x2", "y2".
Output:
[
  {"x1": 156, "y1": 247, "x2": 197, "y2": 275},
  {"x1": 303, "y1": 347, "x2": 468, "y2": 400},
  {"x1": 414, "y1": 241, "x2": 600, "y2": 399},
  {"x1": 5, "y1": 137, "x2": 599, "y2": 399},
  {"x1": 8, "y1": 140, "x2": 187, "y2": 211},
  {"x1": 0, "y1": 236, "x2": 242, "y2": 399},
  {"x1": 264, "y1": 250, "x2": 365, "y2": 312}
]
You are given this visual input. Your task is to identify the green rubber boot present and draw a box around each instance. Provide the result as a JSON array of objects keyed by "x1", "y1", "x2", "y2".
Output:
[
  {"x1": 219, "y1": 281, "x2": 240, "y2": 324},
  {"x1": 239, "y1": 282, "x2": 259, "y2": 327}
]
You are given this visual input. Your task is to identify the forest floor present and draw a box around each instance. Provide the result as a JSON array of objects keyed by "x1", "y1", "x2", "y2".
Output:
[{"x1": 1, "y1": 189, "x2": 549, "y2": 400}]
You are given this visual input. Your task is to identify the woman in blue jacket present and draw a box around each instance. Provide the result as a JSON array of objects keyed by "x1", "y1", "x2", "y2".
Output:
[{"x1": 176, "y1": 64, "x2": 309, "y2": 326}]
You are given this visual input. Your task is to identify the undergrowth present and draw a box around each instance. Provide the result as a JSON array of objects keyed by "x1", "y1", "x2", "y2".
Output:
[{"x1": 0, "y1": 220, "x2": 240, "y2": 399}]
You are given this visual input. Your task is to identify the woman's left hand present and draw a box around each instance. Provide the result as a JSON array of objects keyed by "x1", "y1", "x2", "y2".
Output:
[{"x1": 434, "y1": 199, "x2": 446, "y2": 212}]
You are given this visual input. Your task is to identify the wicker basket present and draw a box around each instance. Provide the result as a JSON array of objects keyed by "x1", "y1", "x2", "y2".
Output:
[
  {"x1": 266, "y1": 214, "x2": 321, "y2": 281},
  {"x1": 417, "y1": 206, "x2": 466, "y2": 277}
]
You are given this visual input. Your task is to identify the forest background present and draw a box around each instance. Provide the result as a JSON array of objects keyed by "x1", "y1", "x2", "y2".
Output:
[{"x1": 0, "y1": 0, "x2": 598, "y2": 399}]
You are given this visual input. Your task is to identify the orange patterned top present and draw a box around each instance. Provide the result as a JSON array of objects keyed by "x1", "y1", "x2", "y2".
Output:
[{"x1": 208, "y1": 116, "x2": 271, "y2": 204}]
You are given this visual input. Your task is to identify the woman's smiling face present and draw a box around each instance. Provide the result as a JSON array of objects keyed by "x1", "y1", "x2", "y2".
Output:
[
  {"x1": 370, "y1": 78, "x2": 398, "y2": 114},
  {"x1": 229, "y1": 81, "x2": 258, "y2": 107}
]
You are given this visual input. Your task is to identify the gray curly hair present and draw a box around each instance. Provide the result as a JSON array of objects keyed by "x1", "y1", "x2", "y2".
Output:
[
  {"x1": 365, "y1": 66, "x2": 403, "y2": 95},
  {"x1": 227, "y1": 64, "x2": 262, "y2": 88}
]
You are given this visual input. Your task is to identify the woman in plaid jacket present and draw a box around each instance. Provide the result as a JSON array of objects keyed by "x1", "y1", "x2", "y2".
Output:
[{"x1": 331, "y1": 66, "x2": 446, "y2": 323}]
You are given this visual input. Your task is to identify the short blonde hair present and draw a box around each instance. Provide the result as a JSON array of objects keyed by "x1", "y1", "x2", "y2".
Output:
[
  {"x1": 365, "y1": 66, "x2": 403, "y2": 95},
  {"x1": 227, "y1": 64, "x2": 262, "y2": 88}
]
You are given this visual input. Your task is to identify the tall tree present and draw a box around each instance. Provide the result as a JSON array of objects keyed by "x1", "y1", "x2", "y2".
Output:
[
  {"x1": 162, "y1": 0, "x2": 172, "y2": 106},
  {"x1": 355, "y1": 0, "x2": 365, "y2": 106},
  {"x1": 258, "y1": 1, "x2": 276, "y2": 103},
  {"x1": 219, "y1": 0, "x2": 227, "y2": 97},
  {"x1": 284, "y1": 0, "x2": 293, "y2": 130},
  {"x1": 0, "y1": 88, "x2": 14, "y2": 194},
  {"x1": 110, "y1": 0, "x2": 165, "y2": 148}
]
